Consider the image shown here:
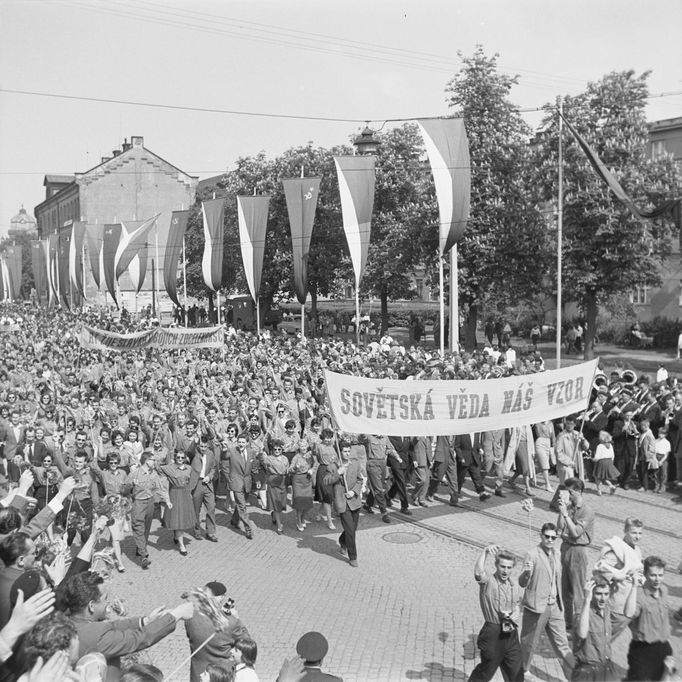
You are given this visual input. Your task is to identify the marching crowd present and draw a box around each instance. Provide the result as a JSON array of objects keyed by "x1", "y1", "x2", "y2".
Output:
[{"x1": 0, "y1": 303, "x2": 679, "y2": 681}]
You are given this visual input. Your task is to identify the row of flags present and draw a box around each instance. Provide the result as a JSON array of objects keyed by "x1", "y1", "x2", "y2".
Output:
[{"x1": 200, "y1": 119, "x2": 472, "y2": 310}]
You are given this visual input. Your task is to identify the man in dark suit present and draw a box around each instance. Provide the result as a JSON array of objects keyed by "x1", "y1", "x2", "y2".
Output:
[
  {"x1": 386, "y1": 436, "x2": 413, "y2": 514},
  {"x1": 16, "y1": 426, "x2": 51, "y2": 467},
  {"x1": 57, "y1": 570, "x2": 194, "y2": 682},
  {"x1": 427, "y1": 436, "x2": 459, "y2": 505},
  {"x1": 224, "y1": 433, "x2": 255, "y2": 539},
  {"x1": 185, "y1": 581, "x2": 249, "y2": 682},
  {"x1": 190, "y1": 435, "x2": 218, "y2": 542},
  {"x1": 453, "y1": 433, "x2": 491, "y2": 502}
]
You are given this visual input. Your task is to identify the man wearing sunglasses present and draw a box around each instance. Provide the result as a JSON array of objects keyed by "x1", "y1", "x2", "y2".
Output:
[{"x1": 519, "y1": 522, "x2": 574, "y2": 680}]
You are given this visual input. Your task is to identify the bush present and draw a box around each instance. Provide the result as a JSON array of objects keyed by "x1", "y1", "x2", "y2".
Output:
[{"x1": 640, "y1": 316, "x2": 682, "y2": 348}]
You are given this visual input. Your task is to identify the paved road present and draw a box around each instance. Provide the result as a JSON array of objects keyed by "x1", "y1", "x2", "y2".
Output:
[{"x1": 109, "y1": 479, "x2": 682, "y2": 681}]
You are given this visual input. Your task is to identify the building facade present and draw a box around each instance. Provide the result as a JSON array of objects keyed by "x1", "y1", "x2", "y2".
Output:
[{"x1": 34, "y1": 136, "x2": 197, "y2": 311}]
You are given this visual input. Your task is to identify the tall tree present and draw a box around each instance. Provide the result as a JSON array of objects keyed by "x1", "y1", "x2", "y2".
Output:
[
  {"x1": 533, "y1": 70, "x2": 682, "y2": 359},
  {"x1": 444, "y1": 47, "x2": 553, "y2": 348},
  {"x1": 360, "y1": 123, "x2": 438, "y2": 334}
]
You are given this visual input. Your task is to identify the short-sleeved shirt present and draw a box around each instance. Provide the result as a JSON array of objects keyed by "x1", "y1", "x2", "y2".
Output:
[
  {"x1": 475, "y1": 572, "x2": 520, "y2": 624},
  {"x1": 560, "y1": 502, "x2": 594, "y2": 547},
  {"x1": 630, "y1": 584, "x2": 671, "y2": 643},
  {"x1": 575, "y1": 605, "x2": 612, "y2": 665}
]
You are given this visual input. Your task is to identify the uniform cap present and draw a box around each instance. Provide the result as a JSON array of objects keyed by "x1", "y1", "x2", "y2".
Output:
[{"x1": 296, "y1": 631, "x2": 329, "y2": 662}]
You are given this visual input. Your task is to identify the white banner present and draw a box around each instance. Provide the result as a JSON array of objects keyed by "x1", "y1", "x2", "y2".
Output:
[{"x1": 324, "y1": 360, "x2": 598, "y2": 437}]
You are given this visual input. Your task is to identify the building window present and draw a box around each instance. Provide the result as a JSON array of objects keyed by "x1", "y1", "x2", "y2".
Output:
[
  {"x1": 416, "y1": 278, "x2": 424, "y2": 299},
  {"x1": 630, "y1": 286, "x2": 649, "y2": 305},
  {"x1": 651, "y1": 140, "x2": 665, "y2": 160}
]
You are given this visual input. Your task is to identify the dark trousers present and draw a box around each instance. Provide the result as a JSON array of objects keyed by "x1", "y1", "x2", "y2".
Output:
[
  {"x1": 131, "y1": 497, "x2": 155, "y2": 557},
  {"x1": 427, "y1": 458, "x2": 459, "y2": 503},
  {"x1": 626, "y1": 640, "x2": 672, "y2": 681},
  {"x1": 457, "y1": 461, "x2": 485, "y2": 494},
  {"x1": 231, "y1": 490, "x2": 252, "y2": 530},
  {"x1": 469, "y1": 623, "x2": 523, "y2": 682},
  {"x1": 387, "y1": 464, "x2": 409, "y2": 509},
  {"x1": 561, "y1": 543, "x2": 590, "y2": 628},
  {"x1": 192, "y1": 481, "x2": 216, "y2": 534},
  {"x1": 365, "y1": 460, "x2": 387, "y2": 512},
  {"x1": 338, "y1": 508, "x2": 360, "y2": 560}
]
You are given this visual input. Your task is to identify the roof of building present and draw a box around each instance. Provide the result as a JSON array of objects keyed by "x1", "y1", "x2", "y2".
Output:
[{"x1": 43, "y1": 174, "x2": 75, "y2": 185}]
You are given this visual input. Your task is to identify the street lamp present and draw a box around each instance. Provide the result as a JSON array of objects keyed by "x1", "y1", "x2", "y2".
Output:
[{"x1": 353, "y1": 125, "x2": 381, "y2": 155}]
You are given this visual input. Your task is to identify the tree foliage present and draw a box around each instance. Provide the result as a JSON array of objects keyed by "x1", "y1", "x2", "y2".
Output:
[
  {"x1": 444, "y1": 46, "x2": 553, "y2": 347},
  {"x1": 533, "y1": 69, "x2": 682, "y2": 358},
  {"x1": 0, "y1": 231, "x2": 35, "y2": 299}
]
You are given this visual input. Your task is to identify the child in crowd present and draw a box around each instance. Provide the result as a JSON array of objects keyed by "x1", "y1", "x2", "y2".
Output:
[
  {"x1": 652, "y1": 425, "x2": 671, "y2": 493},
  {"x1": 592, "y1": 430, "x2": 619, "y2": 495}
]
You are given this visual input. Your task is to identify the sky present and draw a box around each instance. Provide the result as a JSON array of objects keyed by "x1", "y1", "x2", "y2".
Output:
[{"x1": 0, "y1": 0, "x2": 680, "y2": 236}]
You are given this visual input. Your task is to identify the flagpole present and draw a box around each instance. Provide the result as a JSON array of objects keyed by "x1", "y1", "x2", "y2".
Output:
[
  {"x1": 439, "y1": 253, "x2": 445, "y2": 357},
  {"x1": 556, "y1": 96, "x2": 563, "y2": 369},
  {"x1": 449, "y1": 244, "x2": 459, "y2": 352},
  {"x1": 301, "y1": 303, "x2": 305, "y2": 338},
  {"x1": 217, "y1": 292, "x2": 221, "y2": 326},
  {"x1": 155, "y1": 221, "x2": 161, "y2": 322},
  {"x1": 355, "y1": 284, "x2": 360, "y2": 346},
  {"x1": 256, "y1": 297, "x2": 260, "y2": 335},
  {"x1": 182, "y1": 236, "x2": 188, "y2": 328}
]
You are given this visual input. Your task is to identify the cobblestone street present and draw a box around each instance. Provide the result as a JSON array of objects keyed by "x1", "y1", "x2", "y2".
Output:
[{"x1": 110, "y1": 482, "x2": 682, "y2": 681}]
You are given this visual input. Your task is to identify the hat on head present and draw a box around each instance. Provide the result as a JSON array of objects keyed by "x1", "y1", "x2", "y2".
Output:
[
  {"x1": 205, "y1": 581, "x2": 227, "y2": 596},
  {"x1": 296, "y1": 631, "x2": 329, "y2": 662}
]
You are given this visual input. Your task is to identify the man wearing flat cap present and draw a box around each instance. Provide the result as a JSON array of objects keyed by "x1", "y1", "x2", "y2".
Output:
[{"x1": 295, "y1": 631, "x2": 342, "y2": 681}]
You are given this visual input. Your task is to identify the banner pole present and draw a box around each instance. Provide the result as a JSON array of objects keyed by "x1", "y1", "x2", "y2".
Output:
[
  {"x1": 182, "y1": 236, "x2": 188, "y2": 328},
  {"x1": 301, "y1": 303, "x2": 305, "y2": 338},
  {"x1": 556, "y1": 96, "x2": 563, "y2": 370},
  {"x1": 256, "y1": 297, "x2": 261, "y2": 335},
  {"x1": 439, "y1": 254, "x2": 445, "y2": 357},
  {"x1": 217, "y1": 291, "x2": 221, "y2": 326}
]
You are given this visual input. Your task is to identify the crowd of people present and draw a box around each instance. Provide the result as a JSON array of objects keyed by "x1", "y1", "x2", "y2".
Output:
[{"x1": 0, "y1": 302, "x2": 679, "y2": 681}]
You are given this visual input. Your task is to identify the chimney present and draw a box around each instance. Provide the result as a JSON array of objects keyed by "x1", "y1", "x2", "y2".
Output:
[
  {"x1": 131, "y1": 136, "x2": 144, "y2": 148},
  {"x1": 112, "y1": 149, "x2": 121, "y2": 157},
  {"x1": 101, "y1": 156, "x2": 112, "y2": 163},
  {"x1": 121, "y1": 138, "x2": 132, "y2": 152}
]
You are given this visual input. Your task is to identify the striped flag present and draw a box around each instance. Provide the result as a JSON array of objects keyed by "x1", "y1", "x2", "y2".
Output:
[
  {"x1": 115, "y1": 214, "x2": 158, "y2": 279},
  {"x1": 58, "y1": 226, "x2": 71, "y2": 308},
  {"x1": 418, "y1": 118, "x2": 470, "y2": 255},
  {"x1": 31, "y1": 240, "x2": 46, "y2": 303},
  {"x1": 47, "y1": 234, "x2": 59, "y2": 303},
  {"x1": 85, "y1": 224, "x2": 103, "y2": 288},
  {"x1": 334, "y1": 155, "x2": 375, "y2": 289},
  {"x1": 5, "y1": 246, "x2": 22, "y2": 300},
  {"x1": 201, "y1": 198, "x2": 225, "y2": 292},
  {"x1": 128, "y1": 245, "x2": 148, "y2": 294},
  {"x1": 102, "y1": 224, "x2": 122, "y2": 306},
  {"x1": 0, "y1": 257, "x2": 11, "y2": 301},
  {"x1": 237, "y1": 196, "x2": 270, "y2": 303},
  {"x1": 70, "y1": 221, "x2": 86, "y2": 297},
  {"x1": 283, "y1": 178, "x2": 320, "y2": 305},
  {"x1": 164, "y1": 210, "x2": 189, "y2": 306}
]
